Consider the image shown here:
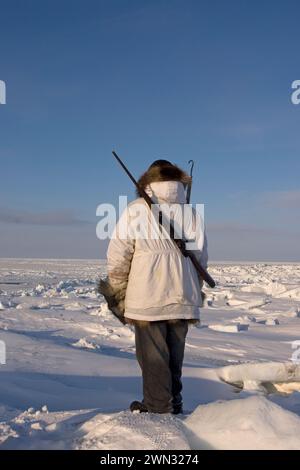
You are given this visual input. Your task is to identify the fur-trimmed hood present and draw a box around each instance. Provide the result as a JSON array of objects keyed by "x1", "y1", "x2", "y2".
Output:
[{"x1": 136, "y1": 163, "x2": 191, "y2": 197}]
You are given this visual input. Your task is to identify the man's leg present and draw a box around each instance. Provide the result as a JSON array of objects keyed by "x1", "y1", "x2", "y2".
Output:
[
  {"x1": 166, "y1": 320, "x2": 189, "y2": 411},
  {"x1": 134, "y1": 320, "x2": 173, "y2": 413}
]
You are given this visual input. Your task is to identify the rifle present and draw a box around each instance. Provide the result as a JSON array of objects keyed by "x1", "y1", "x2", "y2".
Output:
[
  {"x1": 112, "y1": 151, "x2": 216, "y2": 288},
  {"x1": 186, "y1": 159, "x2": 194, "y2": 204}
]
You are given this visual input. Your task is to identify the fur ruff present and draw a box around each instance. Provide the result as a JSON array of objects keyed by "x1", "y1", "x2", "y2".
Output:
[{"x1": 136, "y1": 164, "x2": 191, "y2": 197}]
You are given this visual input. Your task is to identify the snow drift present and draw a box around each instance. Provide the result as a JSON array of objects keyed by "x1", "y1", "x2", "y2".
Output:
[{"x1": 184, "y1": 396, "x2": 300, "y2": 450}]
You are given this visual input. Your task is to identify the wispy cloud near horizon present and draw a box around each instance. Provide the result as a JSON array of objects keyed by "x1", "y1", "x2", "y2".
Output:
[
  {"x1": 261, "y1": 190, "x2": 300, "y2": 209},
  {"x1": 0, "y1": 207, "x2": 91, "y2": 226}
]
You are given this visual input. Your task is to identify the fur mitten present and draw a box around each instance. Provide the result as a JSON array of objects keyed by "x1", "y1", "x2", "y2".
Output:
[{"x1": 97, "y1": 277, "x2": 126, "y2": 325}]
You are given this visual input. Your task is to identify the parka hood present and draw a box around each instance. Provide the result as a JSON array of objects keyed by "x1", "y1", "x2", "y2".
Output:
[{"x1": 136, "y1": 163, "x2": 191, "y2": 198}]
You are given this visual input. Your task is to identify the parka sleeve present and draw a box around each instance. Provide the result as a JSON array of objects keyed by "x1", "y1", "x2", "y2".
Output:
[{"x1": 106, "y1": 206, "x2": 135, "y2": 296}]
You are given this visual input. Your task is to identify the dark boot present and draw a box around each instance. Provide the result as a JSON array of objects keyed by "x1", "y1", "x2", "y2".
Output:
[
  {"x1": 130, "y1": 400, "x2": 183, "y2": 414},
  {"x1": 172, "y1": 403, "x2": 183, "y2": 415},
  {"x1": 130, "y1": 400, "x2": 148, "y2": 413}
]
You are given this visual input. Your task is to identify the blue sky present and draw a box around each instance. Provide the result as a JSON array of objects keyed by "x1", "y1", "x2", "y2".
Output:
[{"x1": 0, "y1": 0, "x2": 299, "y2": 260}]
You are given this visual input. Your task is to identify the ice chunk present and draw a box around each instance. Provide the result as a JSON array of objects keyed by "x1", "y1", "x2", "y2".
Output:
[
  {"x1": 266, "y1": 318, "x2": 280, "y2": 326},
  {"x1": 209, "y1": 323, "x2": 249, "y2": 333}
]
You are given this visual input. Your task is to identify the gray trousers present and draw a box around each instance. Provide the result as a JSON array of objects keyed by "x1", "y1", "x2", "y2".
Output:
[{"x1": 134, "y1": 319, "x2": 189, "y2": 413}]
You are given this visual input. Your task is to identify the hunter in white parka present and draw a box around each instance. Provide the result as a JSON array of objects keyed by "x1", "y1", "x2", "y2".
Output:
[{"x1": 107, "y1": 161, "x2": 208, "y2": 323}]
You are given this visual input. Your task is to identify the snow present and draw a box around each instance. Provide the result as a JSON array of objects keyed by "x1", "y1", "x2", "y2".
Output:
[
  {"x1": 0, "y1": 259, "x2": 300, "y2": 450},
  {"x1": 72, "y1": 337, "x2": 101, "y2": 350},
  {"x1": 184, "y1": 396, "x2": 300, "y2": 450}
]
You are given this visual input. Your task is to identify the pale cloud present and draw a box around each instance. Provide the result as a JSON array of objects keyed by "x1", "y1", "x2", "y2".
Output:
[
  {"x1": 208, "y1": 221, "x2": 300, "y2": 238},
  {"x1": 208, "y1": 222, "x2": 272, "y2": 234},
  {"x1": 207, "y1": 221, "x2": 300, "y2": 262},
  {"x1": 0, "y1": 222, "x2": 107, "y2": 259},
  {"x1": 0, "y1": 207, "x2": 90, "y2": 226},
  {"x1": 262, "y1": 190, "x2": 300, "y2": 209}
]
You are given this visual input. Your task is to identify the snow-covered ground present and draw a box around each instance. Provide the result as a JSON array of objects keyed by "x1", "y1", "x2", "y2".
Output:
[{"x1": 0, "y1": 258, "x2": 300, "y2": 450}]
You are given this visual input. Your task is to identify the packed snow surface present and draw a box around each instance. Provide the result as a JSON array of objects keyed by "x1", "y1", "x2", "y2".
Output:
[{"x1": 0, "y1": 259, "x2": 300, "y2": 450}]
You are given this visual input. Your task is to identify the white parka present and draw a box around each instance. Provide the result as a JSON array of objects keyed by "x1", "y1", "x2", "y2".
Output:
[{"x1": 107, "y1": 179, "x2": 208, "y2": 322}]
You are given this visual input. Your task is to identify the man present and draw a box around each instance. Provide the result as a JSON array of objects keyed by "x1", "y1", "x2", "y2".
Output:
[{"x1": 106, "y1": 159, "x2": 208, "y2": 414}]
